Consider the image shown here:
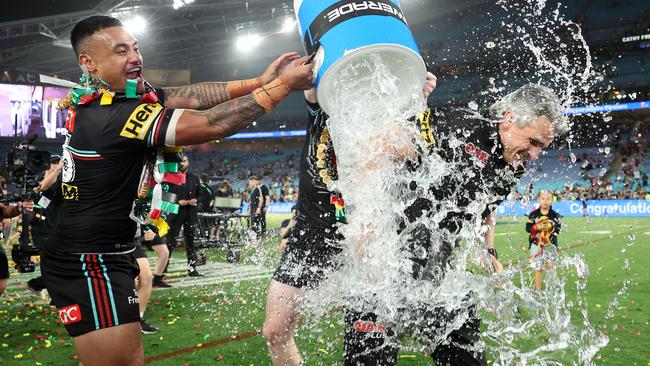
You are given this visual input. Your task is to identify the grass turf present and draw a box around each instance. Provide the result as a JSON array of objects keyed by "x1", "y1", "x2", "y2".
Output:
[{"x1": 0, "y1": 216, "x2": 649, "y2": 365}]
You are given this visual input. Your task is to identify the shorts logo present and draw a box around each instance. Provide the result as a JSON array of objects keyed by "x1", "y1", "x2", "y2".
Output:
[
  {"x1": 62, "y1": 183, "x2": 79, "y2": 200},
  {"x1": 120, "y1": 103, "x2": 162, "y2": 140},
  {"x1": 58, "y1": 304, "x2": 82, "y2": 325},
  {"x1": 353, "y1": 320, "x2": 386, "y2": 333},
  {"x1": 128, "y1": 289, "x2": 140, "y2": 305}
]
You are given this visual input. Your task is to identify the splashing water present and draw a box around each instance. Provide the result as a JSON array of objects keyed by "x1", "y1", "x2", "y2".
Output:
[{"x1": 299, "y1": 0, "x2": 612, "y2": 364}]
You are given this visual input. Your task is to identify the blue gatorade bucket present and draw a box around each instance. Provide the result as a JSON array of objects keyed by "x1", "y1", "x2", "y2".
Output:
[{"x1": 294, "y1": 0, "x2": 426, "y2": 114}]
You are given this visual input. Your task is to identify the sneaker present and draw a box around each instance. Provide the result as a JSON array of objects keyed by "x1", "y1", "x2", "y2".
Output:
[
  {"x1": 27, "y1": 277, "x2": 46, "y2": 292},
  {"x1": 187, "y1": 268, "x2": 204, "y2": 277},
  {"x1": 153, "y1": 279, "x2": 173, "y2": 288},
  {"x1": 140, "y1": 318, "x2": 160, "y2": 335},
  {"x1": 152, "y1": 275, "x2": 172, "y2": 288}
]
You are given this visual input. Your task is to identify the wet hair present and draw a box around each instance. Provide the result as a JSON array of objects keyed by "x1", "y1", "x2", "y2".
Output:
[
  {"x1": 71, "y1": 16, "x2": 123, "y2": 56},
  {"x1": 489, "y1": 84, "x2": 568, "y2": 137},
  {"x1": 248, "y1": 175, "x2": 259, "y2": 181}
]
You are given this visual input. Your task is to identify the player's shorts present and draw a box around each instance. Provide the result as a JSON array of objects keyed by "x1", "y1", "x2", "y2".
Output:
[
  {"x1": 133, "y1": 244, "x2": 147, "y2": 259},
  {"x1": 272, "y1": 219, "x2": 343, "y2": 289},
  {"x1": 529, "y1": 244, "x2": 558, "y2": 270},
  {"x1": 344, "y1": 305, "x2": 486, "y2": 366},
  {"x1": 41, "y1": 249, "x2": 140, "y2": 337},
  {"x1": 0, "y1": 247, "x2": 8, "y2": 279}
]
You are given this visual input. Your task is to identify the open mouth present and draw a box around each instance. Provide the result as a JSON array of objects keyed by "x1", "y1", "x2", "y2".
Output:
[{"x1": 125, "y1": 66, "x2": 142, "y2": 80}]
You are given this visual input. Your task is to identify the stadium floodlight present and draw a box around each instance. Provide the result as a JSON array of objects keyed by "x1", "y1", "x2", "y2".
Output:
[
  {"x1": 123, "y1": 16, "x2": 146, "y2": 33},
  {"x1": 173, "y1": 0, "x2": 195, "y2": 10},
  {"x1": 236, "y1": 33, "x2": 262, "y2": 52},
  {"x1": 281, "y1": 18, "x2": 296, "y2": 33}
]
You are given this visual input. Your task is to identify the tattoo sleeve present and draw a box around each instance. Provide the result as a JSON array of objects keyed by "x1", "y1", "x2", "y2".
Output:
[
  {"x1": 187, "y1": 94, "x2": 265, "y2": 140},
  {"x1": 163, "y1": 82, "x2": 230, "y2": 110}
]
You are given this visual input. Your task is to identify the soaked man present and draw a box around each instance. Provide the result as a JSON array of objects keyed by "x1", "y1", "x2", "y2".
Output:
[
  {"x1": 262, "y1": 73, "x2": 438, "y2": 366},
  {"x1": 41, "y1": 15, "x2": 313, "y2": 366},
  {"x1": 345, "y1": 83, "x2": 568, "y2": 365}
]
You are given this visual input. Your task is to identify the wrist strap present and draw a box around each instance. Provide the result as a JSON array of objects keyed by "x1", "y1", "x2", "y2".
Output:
[
  {"x1": 227, "y1": 77, "x2": 263, "y2": 99},
  {"x1": 252, "y1": 77, "x2": 291, "y2": 112}
]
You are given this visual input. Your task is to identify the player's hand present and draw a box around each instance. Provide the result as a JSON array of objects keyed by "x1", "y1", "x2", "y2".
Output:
[
  {"x1": 423, "y1": 72, "x2": 437, "y2": 99},
  {"x1": 178, "y1": 199, "x2": 187, "y2": 206},
  {"x1": 279, "y1": 55, "x2": 315, "y2": 91},
  {"x1": 20, "y1": 200, "x2": 35, "y2": 212},
  {"x1": 255, "y1": 208, "x2": 261, "y2": 215},
  {"x1": 143, "y1": 229, "x2": 155, "y2": 241},
  {"x1": 189, "y1": 199, "x2": 198, "y2": 206},
  {"x1": 261, "y1": 52, "x2": 300, "y2": 85}
]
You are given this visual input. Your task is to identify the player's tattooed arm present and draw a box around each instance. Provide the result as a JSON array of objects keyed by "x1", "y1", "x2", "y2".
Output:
[
  {"x1": 174, "y1": 95, "x2": 265, "y2": 145},
  {"x1": 162, "y1": 83, "x2": 230, "y2": 110}
]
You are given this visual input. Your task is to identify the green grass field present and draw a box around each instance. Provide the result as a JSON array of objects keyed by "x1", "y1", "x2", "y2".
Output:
[{"x1": 1, "y1": 216, "x2": 649, "y2": 365}]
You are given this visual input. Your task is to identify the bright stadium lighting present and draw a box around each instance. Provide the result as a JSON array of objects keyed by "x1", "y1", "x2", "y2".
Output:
[
  {"x1": 236, "y1": 33, "x2": 262, "y2": 52},
  {"x1": 173, "y1": 0, "x2": 195, "y2": 10},
  {"x1": 123, "y1": 16, "x2": 146, "y2": 33},
  {"x1": 281, "y1": 18, "x2": 297, "y2": 33}
]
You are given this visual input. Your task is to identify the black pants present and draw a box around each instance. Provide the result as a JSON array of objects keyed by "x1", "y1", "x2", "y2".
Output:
[
  {"x1": 166, "y1": 207, "x2": 198, "y2": 269},
  {"x1": 250, "y1": 213, "x2": 266, "y2": 238},
  {"x1": 344, "y1": 223, "x2": 486, "y2": 365}
]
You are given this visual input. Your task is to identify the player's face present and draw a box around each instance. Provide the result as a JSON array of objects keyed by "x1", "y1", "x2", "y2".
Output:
[
  {"x1": 499, "y1": 115, "x2": 554, "y2": 167},
  {"x1": 79, "y1": 26, "x2": 143, "y2": 93},
  {"x1": 538, "y1": 192, "x2": 553, "y2": 208}
]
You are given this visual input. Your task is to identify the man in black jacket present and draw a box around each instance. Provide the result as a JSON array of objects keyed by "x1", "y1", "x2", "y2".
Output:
[{"x1": 167, "y1": 155, "x2": 203, "y2": 276}]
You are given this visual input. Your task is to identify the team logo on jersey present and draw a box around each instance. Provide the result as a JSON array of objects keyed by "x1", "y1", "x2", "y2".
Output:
[
  {"x1": 120, "y1": 103, "x2": 162, "y2": 140},
  {"x1": 62, "y1": 183, "x2": 80, "y2": 200},
  {"x1": 61, "y1": 149, "x2": 75, "y2": 182},
  {"x1": 58, "y1": 304, "x2": 82, "y2": 325}
]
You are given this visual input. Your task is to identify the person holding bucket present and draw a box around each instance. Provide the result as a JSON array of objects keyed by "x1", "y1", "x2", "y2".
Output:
[{"x1": 262, "y1": 72, "x2": 438, "y2": 366}]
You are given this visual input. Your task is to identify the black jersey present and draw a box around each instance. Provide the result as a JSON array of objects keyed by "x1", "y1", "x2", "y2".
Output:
[
  {"x1": 526, "y1": 207, "x2": 561, "y2": 247},
  {"x1": 295, "y1": 100, "x2": 339, "y2": 229},
  {"x1": 404, "y1": 108, "x2": 525, "y2": 233},
  {"x1": 49, "y1": 90, "x2": 178, "y2": 254}
]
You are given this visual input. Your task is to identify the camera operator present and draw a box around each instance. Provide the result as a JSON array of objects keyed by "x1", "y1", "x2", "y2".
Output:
[
  {"x1": 26, "y1": 155, "x2": 63, "y2": 292},
  {"x1": 0, "y1": 199, "x2": 35, "y2": 295}
]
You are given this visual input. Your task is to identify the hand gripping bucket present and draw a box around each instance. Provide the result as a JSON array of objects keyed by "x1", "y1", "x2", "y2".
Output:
[{"x1": 294, "y1": 0, "x2": 427, "y2": 114}]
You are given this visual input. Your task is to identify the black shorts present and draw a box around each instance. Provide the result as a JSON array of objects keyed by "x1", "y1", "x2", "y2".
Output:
[
  {"x1": 0, "y1": 247, "x2": 8, "y2": 279},
  {"x1": 272, "y1": 219, "x2": 343, "y2": 289},
  {"x1": 140, "y1": 228, "x2": 165, "y2": 249},
  {"x1": 344, "y1": 306, "x2": 486, "y2": 366},
  {"x1": 133, "y1": 244, "x2": 147, "y2": 259},
  {"x1": 41, "y1": 249, "x2": 140, "y2": 337}
]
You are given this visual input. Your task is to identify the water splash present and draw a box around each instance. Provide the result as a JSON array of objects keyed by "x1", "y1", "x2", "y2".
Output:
[{"x1": 298, "y1": 0, "x2": 612, "y2": 363}]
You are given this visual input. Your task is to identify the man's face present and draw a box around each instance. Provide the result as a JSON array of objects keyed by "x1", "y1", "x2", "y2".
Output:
[
  {"x1": 498, "y1": 113, "x2": 555, "y2": 167},
  {"x1": 180, "y1": 157, "x2": 189, "y2": 172},
  {"x1": 78, "y1": 26, "x2": 143, "y2": 92}
]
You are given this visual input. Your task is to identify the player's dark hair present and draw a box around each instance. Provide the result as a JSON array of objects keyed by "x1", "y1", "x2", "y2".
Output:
[
  {"x1": 71, "y1": 16, "x2": 123, "y2": 55},
  {"x1": 199, "y1": 174, "x2": 209, "y2": 182}
]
